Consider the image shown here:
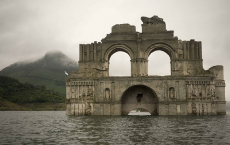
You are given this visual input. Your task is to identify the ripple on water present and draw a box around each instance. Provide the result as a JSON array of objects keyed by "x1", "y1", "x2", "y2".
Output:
[{"x1": 0, "y1": 111, "x2": 230, "y2": 144}]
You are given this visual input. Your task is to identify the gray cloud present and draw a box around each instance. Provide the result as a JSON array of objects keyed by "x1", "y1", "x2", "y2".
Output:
[{"x1": 0, "y1": 1, "x2": 36, "y2": 33}]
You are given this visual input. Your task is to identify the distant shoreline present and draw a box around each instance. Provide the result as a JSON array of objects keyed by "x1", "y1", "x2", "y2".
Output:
[{"x1": 0, "y1": 100, "x2": 66, "y2": 111}]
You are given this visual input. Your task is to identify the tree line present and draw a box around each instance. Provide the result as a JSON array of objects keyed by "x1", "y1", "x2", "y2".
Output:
[{"x1": 0, "y1": 76, "x2": 65, "y2": 103}]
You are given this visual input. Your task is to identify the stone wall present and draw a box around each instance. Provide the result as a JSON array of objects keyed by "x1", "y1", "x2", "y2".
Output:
[{"x1": 66, "y1": 75, "x2": 225, "y2": 115}]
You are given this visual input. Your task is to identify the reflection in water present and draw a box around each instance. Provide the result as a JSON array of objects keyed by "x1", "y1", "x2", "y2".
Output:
[{"x1": 0, "y1": 111, "x2": 230, "y2": 144}]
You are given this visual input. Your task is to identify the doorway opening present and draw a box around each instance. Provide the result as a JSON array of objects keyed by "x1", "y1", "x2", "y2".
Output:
[{"x1": 121, "y1": 85, "x2": 158, "y2": 115}]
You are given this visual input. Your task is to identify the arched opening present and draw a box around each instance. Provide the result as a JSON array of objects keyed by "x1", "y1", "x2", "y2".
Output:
[
  {"x1": 148, "y1": 51, "x2": 171, "y2": 76},
  {"x1": 109, "y1": 51, "x2": 131, "y2": 76},
  {"x1": 121, "y1": 85, "x2": 158, "y2": 115},
  {"x1": 128, "y1": 108, "x2": 151, "y2": 116}
]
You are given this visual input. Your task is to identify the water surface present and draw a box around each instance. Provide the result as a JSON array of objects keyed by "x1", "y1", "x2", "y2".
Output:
[{"x1": 0, "y1": 111, "x2": 230, "y2": 144}]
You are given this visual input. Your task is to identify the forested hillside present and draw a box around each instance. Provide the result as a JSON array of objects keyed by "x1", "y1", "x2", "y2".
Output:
[{"x1": 0, "y1": 76, "x2": 64, "y2": 103}]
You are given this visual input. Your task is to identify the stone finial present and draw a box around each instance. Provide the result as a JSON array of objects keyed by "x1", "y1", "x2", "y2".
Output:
[
  {"x1": 141, "y1": 15, "x2": 165, "y2": 25},
  {"x1": 141, "y1": 15, "x2": 166, "y2": 33}
]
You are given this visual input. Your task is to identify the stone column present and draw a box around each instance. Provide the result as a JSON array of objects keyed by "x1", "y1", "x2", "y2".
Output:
[
  {"x1": 131, "y1": 58, "x2": 148, "y2": 76},
  {"x1": 93, "y1": 41, "x2": 97, "y2": 61},
  {"x1": 87, "y1": 44, "x2": 90, "y2": 61},
  {"x1": 198, "y1": 42, "x2": 202, "y2": 59},
  {"x1": 79, "y1": 44, "x2": 82, "y2": 61}
]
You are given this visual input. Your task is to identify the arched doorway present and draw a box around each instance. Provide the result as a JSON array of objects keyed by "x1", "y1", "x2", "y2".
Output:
[{"x1": 121, "y1": 85, "x2": 158, "y2": 115}]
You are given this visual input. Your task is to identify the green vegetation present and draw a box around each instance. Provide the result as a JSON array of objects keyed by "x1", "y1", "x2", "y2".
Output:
[
  {"x1": 0, "y1": 99, "x2": 66, "y2": 111},
  {"x1": 0, "y1": 99, "x2": 26, "y2": 111},
  {"x1": 0, "y1": 51, "x2": 74, "y2": 110},
  {"x1": 0, "y1": 51, "x2": 78, "y2": 96},
  {"x1": 8, "y1": 68, "x2": 67, "y2": 96},
  {"x1": 0, "y1": 76, "x2": 65, "y2": 103}
]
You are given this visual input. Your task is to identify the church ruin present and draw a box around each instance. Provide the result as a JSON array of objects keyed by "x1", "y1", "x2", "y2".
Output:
[{"x1": 66, "y1": 16, "x2": 226, "y2": 115}]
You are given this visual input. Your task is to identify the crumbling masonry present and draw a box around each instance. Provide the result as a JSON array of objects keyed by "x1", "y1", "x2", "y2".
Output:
[{"x1": 66, "y1": 16, "x2": 226, "y2": 115}]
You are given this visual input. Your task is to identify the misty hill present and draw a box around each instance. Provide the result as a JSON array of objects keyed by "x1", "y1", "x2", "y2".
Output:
[
  {"x1": 0, "y1": 76, "x2": 64, "y2": 103},
  {"x1": 0, "y1": 51, "x2": 78, "y2": 96}
]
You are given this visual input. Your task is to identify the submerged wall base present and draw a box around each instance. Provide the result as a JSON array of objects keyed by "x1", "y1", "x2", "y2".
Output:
[{"x1": 66, "y1": 76, "x2": 226, "y2": 116}]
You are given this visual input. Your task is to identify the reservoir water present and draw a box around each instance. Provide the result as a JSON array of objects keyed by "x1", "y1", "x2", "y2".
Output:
[{"x1": 0, "y1": 111, "x2": 230, "y2": 144}]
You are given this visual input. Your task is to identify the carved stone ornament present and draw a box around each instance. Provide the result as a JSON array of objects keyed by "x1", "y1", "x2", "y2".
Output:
[
  {"x1": 169, "y1": 87, "x2": 175, "y2": 100},
  {"x1": 141, "y1": 15, "x2": 165, "y2": 25}
]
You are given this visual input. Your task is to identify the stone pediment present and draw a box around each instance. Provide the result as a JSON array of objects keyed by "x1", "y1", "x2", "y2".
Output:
[{"x1": 102, "y1": 16, "x2": 172, "y2": 42}]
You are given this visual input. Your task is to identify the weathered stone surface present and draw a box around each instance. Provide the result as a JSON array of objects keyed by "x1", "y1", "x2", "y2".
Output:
[
  {"x1": 112, "y1": 24, "x2": 136, "y2": 34},
  {"x1": 141, "y1": 15, "x2": 166, "y2": 33},
  {"x1": 66, "y1": 16, "x2": 226, "y2": 116}
]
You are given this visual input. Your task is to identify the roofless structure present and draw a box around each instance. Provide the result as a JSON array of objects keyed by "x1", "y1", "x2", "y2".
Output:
[{"x1": 66, "y1": 16, "x2": 226, "y2": 115}]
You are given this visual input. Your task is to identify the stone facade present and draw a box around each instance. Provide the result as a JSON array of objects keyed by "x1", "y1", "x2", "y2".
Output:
[{"x1": 66, "y1": 16, "x2": 226, "y2": 116}]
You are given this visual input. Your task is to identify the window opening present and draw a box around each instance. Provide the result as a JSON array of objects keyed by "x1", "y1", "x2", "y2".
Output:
[
  {"x1": 148, "y1": 51, "x2": 170, "y2": 76},
  {"x1": 109, "y1": 51, "x2": 131, "y2": 76}
]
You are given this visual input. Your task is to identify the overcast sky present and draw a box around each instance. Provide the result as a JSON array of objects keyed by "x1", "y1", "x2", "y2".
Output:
[{"x1": 0, "y1": 0, "x2": 230, "y2": 100}]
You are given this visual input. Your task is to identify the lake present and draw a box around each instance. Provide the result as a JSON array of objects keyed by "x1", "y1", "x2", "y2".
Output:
[{"x1": 0, "y1": 111, "x2": 230, "y2": 144}]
